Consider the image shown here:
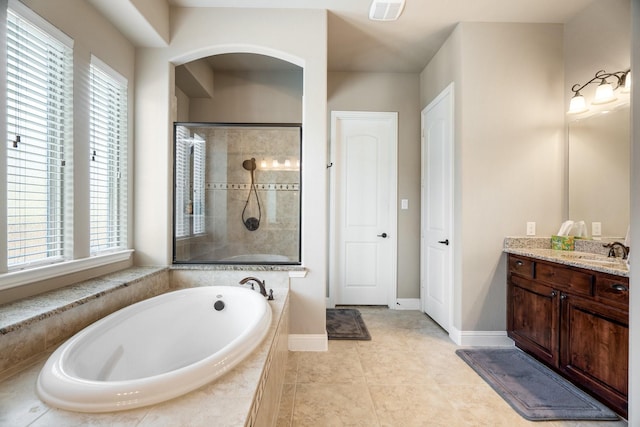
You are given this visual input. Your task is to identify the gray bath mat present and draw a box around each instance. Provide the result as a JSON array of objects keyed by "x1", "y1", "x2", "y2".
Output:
[
  {"x1": 326, "y1": 308, "x2": 371, "y2": 340},
  {"x1": 456, "y1": 348, "x2": 619, "y2": 421}
]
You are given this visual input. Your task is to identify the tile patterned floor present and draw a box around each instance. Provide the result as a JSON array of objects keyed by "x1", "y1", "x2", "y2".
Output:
[{"x1": 276, "y1": 307, "x2": 628, "y2": 427}]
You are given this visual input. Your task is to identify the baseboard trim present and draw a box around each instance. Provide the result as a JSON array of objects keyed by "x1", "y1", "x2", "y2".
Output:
[
  {"x1": 449, "y1": 327, "x2": 514, "y2": 347},
  {"x1": 288, "y1": 334, "x2": 328, "y2": 352},
  {"x1": 394, "y1": 298, "x2": 421, "y2": 310}
]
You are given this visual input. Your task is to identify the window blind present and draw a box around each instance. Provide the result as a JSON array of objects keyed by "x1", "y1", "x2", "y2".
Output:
[
  {"x1": 174, "y1": 125, "x2": 190, "y2": 238},
  {"x1": 89, "y1": 57, "x2": 128, "y2": 254},
  {"x1": 192, "y1": 133, "x2": 206, "y2": 234},
  {"x1": 6, "y1": 7, "x2": 73, "y2": 267}
]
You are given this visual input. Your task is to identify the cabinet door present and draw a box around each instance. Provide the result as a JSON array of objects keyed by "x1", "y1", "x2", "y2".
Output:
[
  {"x1": 508, "y1": 275, "x2": 559, "y2": 367},
  {"x1": 560, "y1": 294, "x2": 628, "y2": 417}
]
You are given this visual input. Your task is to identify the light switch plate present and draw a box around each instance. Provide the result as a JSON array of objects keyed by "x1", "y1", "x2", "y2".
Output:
[
  {"x1": 592, "y1": 222, "x2": 602, "y2": 236},
  {"x1": 401, "y1": 199, "x2": 409, "y2": 210}
]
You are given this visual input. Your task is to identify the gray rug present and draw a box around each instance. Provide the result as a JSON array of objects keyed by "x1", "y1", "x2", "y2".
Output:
[
  {"x1": 326, "y1": 308, "x2": 371, "y2": 340},
  {"x1": 456, "y1": 348, "x2": 619, "y2": 421}
]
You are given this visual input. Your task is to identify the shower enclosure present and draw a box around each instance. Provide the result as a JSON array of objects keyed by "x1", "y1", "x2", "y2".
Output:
[{"x1": 173, "y1": 123, "x2": 301, "y2": 264}]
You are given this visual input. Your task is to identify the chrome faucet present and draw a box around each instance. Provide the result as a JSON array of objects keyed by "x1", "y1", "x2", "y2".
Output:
[
  {"x1": 603, "y1": 241, "x2": 630, "y2": 259},
  {"x1": 239, "y1": 276, "x2": 273, "y2": 300}
]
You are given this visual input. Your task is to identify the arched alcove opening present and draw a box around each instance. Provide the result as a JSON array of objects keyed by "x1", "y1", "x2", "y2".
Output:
[{"x1": 172, "y1": 52, "x2": 303, "y2": 264}]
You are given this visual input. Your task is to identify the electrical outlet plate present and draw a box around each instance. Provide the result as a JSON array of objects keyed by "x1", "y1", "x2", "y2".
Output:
[
  {"x1": 526, "y1": 222, "x2": 536, "y2": 236},
  {"x1": 592, "y1": 222, "x2": 602, "y2": 236}
]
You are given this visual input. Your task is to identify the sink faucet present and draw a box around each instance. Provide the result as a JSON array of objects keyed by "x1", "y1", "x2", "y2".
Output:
[
  {"x1": 239, "y1": 276, "x2": 273, "y2": 299},
  {"x1": 603, "y1": 241, "x2": 630, "y2": 259}
]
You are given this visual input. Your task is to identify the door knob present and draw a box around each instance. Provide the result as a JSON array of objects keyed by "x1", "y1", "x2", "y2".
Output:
[
  {"x1": 438, "y1": 239, "x2": 449, "y2": 245},
  {"x1": 377, "y1": 232, "x2": 388, "y2": 238}
]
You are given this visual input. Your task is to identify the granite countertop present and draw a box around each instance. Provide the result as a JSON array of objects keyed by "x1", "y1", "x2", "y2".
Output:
[{"x1": 504, "y1": 237, "x2": 629, "y2": 277}]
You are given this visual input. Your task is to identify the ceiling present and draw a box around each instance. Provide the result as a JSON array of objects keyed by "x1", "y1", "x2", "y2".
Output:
[{"x1": 166, "y1": 0, "x2": 597, "y2": 73}]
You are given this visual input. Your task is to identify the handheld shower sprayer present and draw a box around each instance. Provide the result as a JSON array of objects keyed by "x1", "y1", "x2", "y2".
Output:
[{"x1": 242, "y1": 158, "x2": 261, "y2": 231}]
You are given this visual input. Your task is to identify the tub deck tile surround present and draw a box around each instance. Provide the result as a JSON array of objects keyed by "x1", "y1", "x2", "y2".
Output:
[
  {"x1": 0, "y1": 267, "x2": 171, "y2": 380},
  {"x1": 0, "y1": 285, "x2": 289, "y2": 427},
  {"x1": 0, "y1": 266, "x2": 168, "y2": 335}
]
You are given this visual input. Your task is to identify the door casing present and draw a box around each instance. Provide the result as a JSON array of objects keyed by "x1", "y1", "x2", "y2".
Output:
[
  {"x1": 329, "y1": 110, "x2": 398, "y2": 308},
  {"x1": 420, "y1": 83, "x2": 454, "y2": 331}
]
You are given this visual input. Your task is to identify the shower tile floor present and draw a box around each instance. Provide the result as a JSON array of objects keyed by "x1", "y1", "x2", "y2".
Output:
[{"x1": 276, "y1": 306, "x2": 628, "y2": 427}]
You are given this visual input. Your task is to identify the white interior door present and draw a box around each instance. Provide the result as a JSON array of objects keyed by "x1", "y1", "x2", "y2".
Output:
[
  {"x1": 330, "y1": 111, "x2": 397, "y2": 306},
  {"x1": 421, "y1": 84, "x2": 454, "y2": 331}
]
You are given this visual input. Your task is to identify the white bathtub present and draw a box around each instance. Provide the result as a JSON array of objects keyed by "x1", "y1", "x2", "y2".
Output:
[{"x1": 36, "y1": 286, "x2": 272, "y2": 413}]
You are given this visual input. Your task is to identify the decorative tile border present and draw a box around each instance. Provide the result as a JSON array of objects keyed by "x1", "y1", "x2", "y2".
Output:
[{"x1": 206, "y1": 182, "x2": 299, "y2": 191}]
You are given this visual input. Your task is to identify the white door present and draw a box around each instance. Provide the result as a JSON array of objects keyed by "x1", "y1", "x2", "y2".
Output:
[
  {"x1": 330, "y1": 111, "x2": 397, "y2": 306},
  {"x1": 421, "y1": 84, "x2": 454, "y2": 331}
]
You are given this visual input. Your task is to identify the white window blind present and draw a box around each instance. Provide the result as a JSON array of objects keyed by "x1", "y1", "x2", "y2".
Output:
[
  {"x1": 192, "y1": 133, "x2": 206, "y2": 234},
  {"x1": 89, "y1": 56, "x2": 128, "y2": 254},
  {"x1": 6, "y1": 6, "x2": 73, "y2": 268},
  {"x1": 174, "y1": 125, "x2": 190, "y2": 238}
]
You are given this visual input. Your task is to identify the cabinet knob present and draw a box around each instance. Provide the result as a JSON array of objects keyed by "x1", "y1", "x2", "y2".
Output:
[
  {"x1": 550, "y1": 291, "x2": 557, "y2": 298},
  {"x1": 515, "y1": 260, "x2": 524, "y2": 267},
  {"x1": 560, "y1": 293, "x2": 567, "y2": 300},
  {"x1": 611, "y1": 283, "x2": 629, "y2": 292}
]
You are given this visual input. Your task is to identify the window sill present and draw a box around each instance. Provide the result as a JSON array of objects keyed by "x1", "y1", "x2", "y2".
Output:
[{"x1": 0, "y1": 250, "x2": 134, "y2": 292}]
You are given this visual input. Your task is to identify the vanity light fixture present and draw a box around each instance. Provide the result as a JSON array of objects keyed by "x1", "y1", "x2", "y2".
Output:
[{"x1": 568, "y1": 69, "x2": 631, "y2": 114}]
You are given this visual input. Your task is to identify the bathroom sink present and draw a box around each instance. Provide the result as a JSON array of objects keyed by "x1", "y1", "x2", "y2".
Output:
[
  {"x1": 580, "y1": 258, "x2": 622, "y2": 265},
  {"x1": 556, "y1": 252, "x2": 626, "y2": 267}
]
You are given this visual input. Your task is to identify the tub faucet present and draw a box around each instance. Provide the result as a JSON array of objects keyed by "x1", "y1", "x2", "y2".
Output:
[
  {"x1": 603, "y1": 241, "x2": 630, "y2": 259},
  {"x1": 239, "y1": 276, "x2": 273, "y2": 299}
]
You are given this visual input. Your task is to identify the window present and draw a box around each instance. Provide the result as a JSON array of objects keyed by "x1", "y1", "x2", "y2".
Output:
[
  {"x1": 6, "y1": 4, "x2": 73, "y2": 268},
  {"x1": 192, "y1": 133, "x2": 206, "y2": 235},
  {"x1": 173, "y1": 127, "x2": 206, "y2": 239},
  {"x1": 174, "y1": 125, "x2": 191, "y2": 238},
  {"x1": 89, "y1": 57, "x2": 128, "y2": 254}
]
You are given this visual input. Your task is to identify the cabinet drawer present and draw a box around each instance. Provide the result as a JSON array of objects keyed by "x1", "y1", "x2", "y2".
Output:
[
  {"x1": 536, "y1": 263, "x2": 593, "y2": 297},
  {"x1": 595, "y1": 276, "x2": 629, "y2": 306},
  {"x1": 509, "y1": 256, "x2": 534, "y2": 279}
]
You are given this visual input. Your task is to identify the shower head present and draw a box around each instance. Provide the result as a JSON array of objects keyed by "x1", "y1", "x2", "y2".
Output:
[{"x1": 242, "y1": 158, "x2": 256, "y2": 171}]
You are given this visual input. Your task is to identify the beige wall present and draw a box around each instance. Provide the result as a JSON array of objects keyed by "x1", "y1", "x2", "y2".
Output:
[
  {"x1": 135, "y1": 7, "x2": 328, "y2": 336},
  {"x1": 327, "y1": 72, "x2": 421, "y2": 299},
  {"x1": 189, "y1": 70, "x2": 302, "y2": 123},
  {"x1": 564, "y1": 0, "x2": 631, "y2": 236},
  {"x1": 421, "y1": 23, "x2": 565, "y2": 332},
  {"x1": 564, "y1": 0, "x2": 631, "y2": 110},
  {"x1": 327, "y1": 72, "x2": 420, "y2": 298},
  {"x1": 0, "y1": 0, "x2": 136, "y2": 303}
]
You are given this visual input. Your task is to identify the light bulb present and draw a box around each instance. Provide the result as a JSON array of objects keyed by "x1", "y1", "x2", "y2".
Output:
[
  {"x1": 260, "y1": 159, "x2": 267, "y2": 169},
  {"x1": 592, "y1": 81, "x2": 616, "y2": 104},
  {"x1": 284, "y1": 159, "x2": 291, "y2": 168},
  {"x1": 567, "y1": 93, "x2": 588, "y2": 114},
  {"x1": 272, "y1": 159, "x2": 279, "y2": 168}
]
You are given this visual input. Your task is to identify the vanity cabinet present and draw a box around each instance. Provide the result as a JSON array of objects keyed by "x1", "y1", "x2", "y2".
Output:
[{"x1": 507, "y1": 254, "x2": 628, "y2": 417}]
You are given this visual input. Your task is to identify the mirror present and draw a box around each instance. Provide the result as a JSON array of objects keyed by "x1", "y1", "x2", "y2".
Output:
[
  {"x1": 568, "y1": 104, "x2": 630, "y2": 238},
  {"x1": 173, "y1": 123, "x2": 302, "y2": 264}
]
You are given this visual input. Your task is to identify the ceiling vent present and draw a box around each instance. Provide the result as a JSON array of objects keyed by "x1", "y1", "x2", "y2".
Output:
[{"x1": 369, "y1": 0, "x2": 406, "y2": 21}]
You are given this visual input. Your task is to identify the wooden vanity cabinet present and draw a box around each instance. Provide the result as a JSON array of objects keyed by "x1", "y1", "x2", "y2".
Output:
[{"x1": 507, "y1": 254, "x2": 629, "y2": 417}]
